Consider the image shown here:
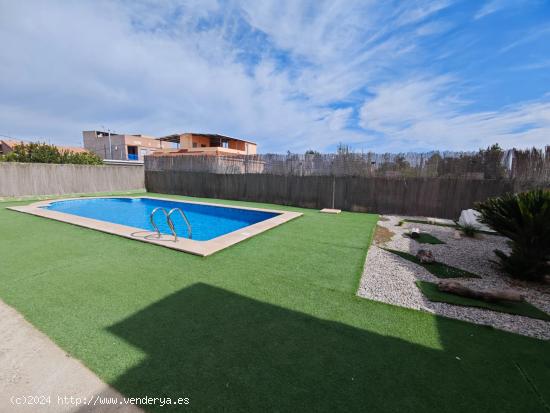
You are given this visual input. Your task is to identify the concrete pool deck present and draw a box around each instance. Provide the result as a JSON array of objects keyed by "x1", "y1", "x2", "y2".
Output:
[
  {"x1": 8, "y1": 196, "x2": 302, "y2": 256},
  {"x1": 0, "y1": 299, "x2": 143, "y2": 413}
]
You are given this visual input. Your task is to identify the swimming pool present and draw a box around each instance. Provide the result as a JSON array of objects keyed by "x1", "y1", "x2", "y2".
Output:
[
  {"x1": 10, "y1": 196, "x2": 302, "y2": 256},
  {"x1": 44, "y1": 197, "x2": 280, "y2": 241}
]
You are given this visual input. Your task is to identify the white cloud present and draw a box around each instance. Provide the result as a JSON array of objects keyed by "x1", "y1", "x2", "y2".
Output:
[
  {"x1": 474, "y1": 0, "x2": 529, "y2": 20},
  {"x1": 0, "y1": 0, "x2": 548, "y2": 153},
  {"x1": 327, "y1": 108, "x2": 354, "y2": 131},
  {"x1": 499, "y1": 25, "x2": 550, "y2": 54},
  {"x1": 394, "y1": 0, "x2": 452, "y2": 26},
  {"x1": 415, "y1": 21, "x2": 453, "y2": 36},
  {"x1": 511, "y1": 59, "x2": 550, "y2": 71},
  {"x1": 0, "y1": 0, "x2": 425, "y2": 152},
  {"x1": 474, "y1": 0, "x2": 507, "y2": 19},
  {"x1": 359, "y1": 78, "x2": 550, "y2": 151}
]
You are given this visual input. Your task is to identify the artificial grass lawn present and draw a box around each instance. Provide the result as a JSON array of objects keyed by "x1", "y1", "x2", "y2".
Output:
[
  {"x1": 404, "y1": 232, "x2": 445, "y2": 244},
  {"x1": 0, "y1": 193, "x2": 549, "y2": 412},
  {"x1": 384, "y1": 248, "x2": 481, "y2": 278},
  {"x1": 416, "y1": 281, "x2": 550, "y2": 321}
]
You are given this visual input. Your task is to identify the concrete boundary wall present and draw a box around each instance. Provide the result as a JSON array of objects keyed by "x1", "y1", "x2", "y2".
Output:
[{"x1": 0, "y1": 162, "x2": 144, "y2": 197}]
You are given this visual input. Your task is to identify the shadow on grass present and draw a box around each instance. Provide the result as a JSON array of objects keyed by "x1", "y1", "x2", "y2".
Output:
[{"x1": 106, "y1": 283, "x2": 546, "y2": 412}]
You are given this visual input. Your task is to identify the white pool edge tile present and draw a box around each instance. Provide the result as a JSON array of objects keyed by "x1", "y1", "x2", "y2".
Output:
[{"x1": 7, "y1": 196, "x2": 302, "y2": 256}]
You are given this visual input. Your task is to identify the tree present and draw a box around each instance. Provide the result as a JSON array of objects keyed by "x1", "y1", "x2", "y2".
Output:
[
  {"x1": 1, "y1": 142, "x2": 102, "y2": 165},
  {"x1": 424, "y1": 153, "x2": 442, "y2": 177},
  {"x1": 479, "y1": 143, "x2": 506, "y2": 179},
  {"x1": 336, "y1": 142, "x2": 351, "y2": 155}
]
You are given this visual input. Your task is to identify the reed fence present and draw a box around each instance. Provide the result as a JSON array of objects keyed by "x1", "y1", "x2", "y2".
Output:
[{"x1": 144, "y1": 146, "x2": 549, "y2": 218}]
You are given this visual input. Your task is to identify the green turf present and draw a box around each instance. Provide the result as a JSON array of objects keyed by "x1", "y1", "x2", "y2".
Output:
[
  {"x1": 0, "y1": 192, "x2": 548, "y2": 412},
  {"x1": 384, "y1": 248, "x2": 481, "y2": 278},
  {"x1": 416, "y1": 281, "x2": 550, "y2": 321},
  {"x1": 404, "y1": 232, "x2": 446, "y2": 244}
]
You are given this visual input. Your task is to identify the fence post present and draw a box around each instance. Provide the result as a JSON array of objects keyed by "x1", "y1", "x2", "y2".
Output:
[{"x1": 331, "y1": 176, "x2": 336, "y2": 209}]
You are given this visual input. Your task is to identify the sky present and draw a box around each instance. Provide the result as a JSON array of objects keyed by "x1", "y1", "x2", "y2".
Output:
[{"x1": 0, "y1": 0, "x2": 549, "y2": 153}]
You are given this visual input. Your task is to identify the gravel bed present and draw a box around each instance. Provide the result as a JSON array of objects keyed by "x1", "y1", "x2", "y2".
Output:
[{"x1": 357, "y1": 215, "x2": 550, "y2": 340}]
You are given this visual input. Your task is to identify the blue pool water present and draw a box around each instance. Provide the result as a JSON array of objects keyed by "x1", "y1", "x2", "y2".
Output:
[{"x1": 44, "y1": 198, "x2": 279, "y2": 241}]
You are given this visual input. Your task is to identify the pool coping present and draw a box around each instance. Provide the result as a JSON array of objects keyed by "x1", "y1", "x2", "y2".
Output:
[{"x1": 7, "y1": 196, "x2": 303, "y2": 256}]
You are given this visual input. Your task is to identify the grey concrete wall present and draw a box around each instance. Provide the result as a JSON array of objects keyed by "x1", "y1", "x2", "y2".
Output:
[
  {"x1": 83, "y1": 132, "x2": 128, "y2": 161},
  {"x1": 0, "y1": 162, "x2": 144, "y2": 197}
]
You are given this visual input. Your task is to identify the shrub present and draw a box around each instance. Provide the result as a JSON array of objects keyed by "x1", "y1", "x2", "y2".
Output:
[
  {"x1": 1, "y1": 142, "x2": 102, "y2": 165},
  {"x1": 458, "y1": 224, "x2": 478, "y2": 238},
  {"x1": 59, "y1": 150, "x2": 103, "y2": 165},
  {"x1": 475, "y1": 189, "x2": 550, "y2": 281}
]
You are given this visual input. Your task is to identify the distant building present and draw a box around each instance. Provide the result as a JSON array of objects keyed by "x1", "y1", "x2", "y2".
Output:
[
  {"x1": 154, "y1": 133, "x2": 257, "y2": 156},
  {"x1": 0, "y1": 139, "x2": 21, "y2": 155},
  {"x1": 82, "y1": 131, "x2": 171, "y2": 161},
  {"x1": 58, "y1": 145, "x2": 88, "y2": 154}
]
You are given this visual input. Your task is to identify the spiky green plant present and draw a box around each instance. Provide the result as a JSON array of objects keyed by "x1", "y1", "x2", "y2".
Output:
[
  {"x1": 458, "y1": 223, "x2": 478, "y2": 238},
  {"x1": 475, "y1": 189, "x2": 550, "y2": 281}
]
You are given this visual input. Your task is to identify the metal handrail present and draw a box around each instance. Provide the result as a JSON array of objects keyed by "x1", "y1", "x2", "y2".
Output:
[
  {"x1": 150, "y1": 207, "x2": 176, "y2": 238},
  {"x1": 167, "y1": 208, "x2": 192, "y2": 241}
]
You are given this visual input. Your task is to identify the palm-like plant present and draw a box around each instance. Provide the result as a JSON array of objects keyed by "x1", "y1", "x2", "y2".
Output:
[{"x1": 475, "y1": 189, "x2": 550, "y2": 281}]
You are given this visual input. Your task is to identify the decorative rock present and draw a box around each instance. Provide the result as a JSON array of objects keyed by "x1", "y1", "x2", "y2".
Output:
[
  {"x1": 416, "y1": 249, "x2": 435, "y2": 264},
  {"x1": 358, "y1": 214, "x2": 550, "y2": 340},
  {"x1": 320, "y1": 208, "x2": 341, "y2": 214},
  {"x1": 491, "y1": 288, "x2": 525, "y2": 302},
  {"x1": 410, "y1": 227, "x2": 421, "y2": 238},
  {"x1": 458, "y1": 209, "x2": 494, "y2": 232},
  {"x1": 438, "y1": 280, "x2": 524, "y2": 302},
  {"x1": 453, "y1": 230, "x2": 462, "y2": 239}
]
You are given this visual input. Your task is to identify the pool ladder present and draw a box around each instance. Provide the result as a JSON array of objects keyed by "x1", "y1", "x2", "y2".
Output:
[{"x1": 150, "y1": 207, "x2": 192, "y2": 241}]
